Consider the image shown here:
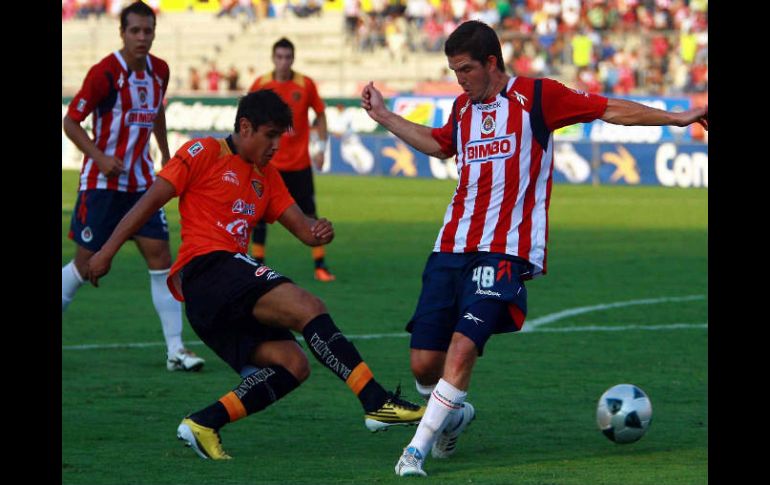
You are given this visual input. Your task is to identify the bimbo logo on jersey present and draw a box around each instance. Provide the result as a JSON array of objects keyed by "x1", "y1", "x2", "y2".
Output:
[
  {"x1": 124, "y1": 109, "x2": 156, "y2": 127},
  {"x1": 465, "y1": 135, "x2": 516, "y2": 163}
]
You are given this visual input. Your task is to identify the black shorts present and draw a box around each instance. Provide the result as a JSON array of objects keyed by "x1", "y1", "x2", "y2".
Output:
[
  {"x1": 280, "y1": 167, "x2": 316, "y2": 216},
  {"x1": 181, "y1": 251, "x2": 295, "y2": 374}
]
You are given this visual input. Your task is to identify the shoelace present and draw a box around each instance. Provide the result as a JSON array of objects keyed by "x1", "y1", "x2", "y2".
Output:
[
  {"x1": 388, "y1": 385, "x2": 421, "y2": 411},
  {"x1": 401, "y1": 449, "x2": 423, "y2": 467}
]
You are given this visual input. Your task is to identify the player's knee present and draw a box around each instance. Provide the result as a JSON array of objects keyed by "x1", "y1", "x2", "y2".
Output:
[
  {"x1": 285, "y1": 351, "x2": 311, "y2": 383},
  {"x1": 293, "y1": 293, "x2": 328, "y2": 330},
  {"x1": 410, "y1": 353, "x2": 443, "y2": 383}
]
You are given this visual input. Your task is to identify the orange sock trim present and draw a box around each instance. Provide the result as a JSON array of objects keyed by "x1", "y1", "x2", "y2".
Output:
[
  {"x1": 346, "y1": 362, "x2": 374, "y2": 395},
  {"x1": 219, "y1": 392, "x2": 247, "y2": 422},
  {"x1": 312, "y1": 246, "x2": 325, "y2": 261},
  {"x1": 251, "y1": 244, "x2": 265, "y2": 259}
]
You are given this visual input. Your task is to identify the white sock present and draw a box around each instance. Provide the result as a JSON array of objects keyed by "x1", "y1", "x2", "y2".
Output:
[
  {"x1": 62, "y1": 261, "x2": 84, "y2": 312},
  {"x1": 149, "y1": 269, "x2": 184, "y2": 358},
  {"x1": 415, "y1": 380, "x2": 436, "y2": 402},
  {"x1": 407, "y1": 378, "x2": 467, "y2": 457}
]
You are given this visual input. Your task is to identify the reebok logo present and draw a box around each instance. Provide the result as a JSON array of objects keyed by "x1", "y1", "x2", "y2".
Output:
[{"x1": 463, "y1": 312, "x2": 484, "y2": 325}]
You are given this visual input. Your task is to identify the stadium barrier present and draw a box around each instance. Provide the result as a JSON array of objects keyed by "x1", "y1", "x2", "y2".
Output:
[{"x1": 61, "y1": 95, "x2": 707, "y2": 189}]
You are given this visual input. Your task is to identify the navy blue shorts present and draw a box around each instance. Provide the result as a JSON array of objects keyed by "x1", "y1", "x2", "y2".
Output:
[
  {"x1": 68, "y1": 189, "x2": 169, "y2": 251},
  {"x1": 181, "y1": 251, "x2": 295, "y2": 374},
  {"x1": 406, "y1": 252, "x2": 532, "y2": 356}
]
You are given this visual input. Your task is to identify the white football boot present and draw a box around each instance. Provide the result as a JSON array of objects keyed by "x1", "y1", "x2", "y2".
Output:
[
  {"x1": 431, "y1": 402, "x2": 475, "y2": 458},
  {"x1": 395, "y1": 446, "x2": 427, "y2": 477},
  {"x1": 167, "y1": 348, "x2": 205, "y2": 372}
]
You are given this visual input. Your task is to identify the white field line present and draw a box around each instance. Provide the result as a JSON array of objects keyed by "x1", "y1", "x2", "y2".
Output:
[{"x1": 62, "y1": 295, "x2": 707, "y2": 351}]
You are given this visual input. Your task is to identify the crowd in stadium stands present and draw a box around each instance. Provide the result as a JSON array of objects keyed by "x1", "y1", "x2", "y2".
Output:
[
  {"x1": 63, "y1": 0, "x2": 707, "y2": 97},
  {"x1": 345, "y1": 0, "x2": 707, "y2": 96},
  {"x1": 62, "y1": 0, "x2": 160, "y2": 20}
]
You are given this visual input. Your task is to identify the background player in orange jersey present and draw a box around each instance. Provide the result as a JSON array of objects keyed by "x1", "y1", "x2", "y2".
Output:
[
  {"x1": 248, "y1": 37, "x2": 336, "y2": 282},
  {"x1": 84, "y1": 90, "x2": 425, "y2": 460},
  {"x1": 62, "y1": 0, "x2": 204, "y2": 373}
]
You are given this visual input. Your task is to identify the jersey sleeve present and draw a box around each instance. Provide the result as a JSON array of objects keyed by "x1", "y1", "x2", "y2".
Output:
[
  {"x1": 247, "y1": 77, "x2": 262, "y2": 93},
  {"x1": 306, "y1": 77, "x2": 326, "y2": 115},
  {"x1": 67, "y1": 62, "x2": 112, "y2": 122},
  {"x1": 262, "y1": 166, "x2": 296, "y2": 223},
  {"x1": 157, "y1": 139, "x2": 213, "y2": 196},
  {"x1": 430, "y1": 99, "x2": 458, "y2": 157},
  {"x1": 540, "y1": 78, "x2": 608, "y2": 131}
]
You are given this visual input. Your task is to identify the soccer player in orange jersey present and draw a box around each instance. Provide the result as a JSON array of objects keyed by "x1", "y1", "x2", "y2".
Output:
[
  {"x1": 248, "y1": 37, "x2": 335, "y2": 281},
  {"x1": 84, "y1": 90, "x2": 425, "y2": 460}
]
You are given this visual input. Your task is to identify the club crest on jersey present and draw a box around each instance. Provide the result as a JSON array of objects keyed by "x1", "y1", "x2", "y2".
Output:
[
  {"x1": 481, "y1": 114, "x2": 496, "y2": 135},
  {"x1": 81, "y1": 226, "x2": 93, "y2": 243},
  {"x1": 292, "y1": 91, "x2": 302, "y2": 102},
  {"x1": 138, "y1": 86, "x2": 148, "y2": 107},
  {"x1": 251, "y1": 179, "x2": 264, "y2": 198},
  {"x1": 465, "y1": 134, "x2": 516, "y2": 163},
  {"x1": 221, "y1": 170, "x2": 240, "y2": 186},
  {"x1": 187, "y1": 141, "x2": 204, "y2": 157}
]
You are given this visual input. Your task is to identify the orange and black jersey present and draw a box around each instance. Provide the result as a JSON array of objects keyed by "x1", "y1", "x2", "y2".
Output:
[{"x1": 159, "y1": 136, "x2": 295, "y2": 300}]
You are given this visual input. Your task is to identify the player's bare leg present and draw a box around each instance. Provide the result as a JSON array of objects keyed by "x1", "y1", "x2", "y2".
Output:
[{"x1": 135, "y1": 236, "x2": 204, "y2": 371}]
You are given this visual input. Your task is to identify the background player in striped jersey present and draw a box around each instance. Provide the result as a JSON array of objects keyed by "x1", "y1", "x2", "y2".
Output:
[
  {"x1": 83, "y1": 90, "x2": 425, "y2": 460},
  {"x1": 362, "y1": 20, "x2": 707, "y2": 477},
  {"x1": 61, "y1": 1, "x2": 204, "y2": 372},
  {"x1": 247, "y1": 37, "x2": 336, "y2": 282}
]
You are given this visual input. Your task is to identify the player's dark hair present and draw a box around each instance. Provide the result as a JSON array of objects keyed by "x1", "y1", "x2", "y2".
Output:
[
  {"x1": 234, "y1": 89, "x2": 293, "y2": 133},
  {"x1": 120, "y1": 1, "x2": 156, "y2": 31},
  {"x1": 444, "y1": 21, "x2": 505, "y2": 73},
  {"x1": 272, "y1": 37, "x2": 295, "y2": 55}
]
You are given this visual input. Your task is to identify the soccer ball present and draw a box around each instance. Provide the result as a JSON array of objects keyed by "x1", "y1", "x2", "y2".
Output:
[{"x1": 596, "y1": 384, "x2": 652, "y2": 444}]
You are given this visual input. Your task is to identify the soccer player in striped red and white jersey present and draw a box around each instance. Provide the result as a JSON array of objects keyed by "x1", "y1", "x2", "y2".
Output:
[
  {"x1": 362, "y1": 21, "x2": 707, "y2": 477},
  {"x1": 62, "y1": 1, "x2": 204, "y2": 373}
]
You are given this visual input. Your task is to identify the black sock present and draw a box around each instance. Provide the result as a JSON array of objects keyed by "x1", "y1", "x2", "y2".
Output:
[
  {"x1": 302, "y1": 314, "x2": 387, "y2": 412},
  {"x1": 189, "y1": 366, "x2": 300, "y2": 430}
]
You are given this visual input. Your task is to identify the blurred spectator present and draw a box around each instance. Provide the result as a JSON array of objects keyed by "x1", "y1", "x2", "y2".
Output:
[
  {"x1": 344, "y1": 0, "x2": 362, "y2": 40},
  {"x1": 226, "y1": 65, "x2": 240, "y2": 91},
  {"x1": 189, "y1": 67, "x2": 201, "y2": 91},
  {"x1": 206, "y1": 62, "x2": 221, "y2": 93},
  {"x1": 571, "y1": 28, "x2": 593, "y2": 68},
  {"x1": 289, "y1": 0, "x2": 322, "y2": 18}
]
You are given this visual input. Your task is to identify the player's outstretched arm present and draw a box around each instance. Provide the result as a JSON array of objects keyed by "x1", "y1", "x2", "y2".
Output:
[
  {"x1": 361, "y1": 81, "x2": 448, "y2": 158},
  {"x1": 277, "y1": 204, "x2": 334, "y2": 247},
  {"x1": 601, "y1": 98, "x2": 708, "y2": 130},
  {"x1": 85, "y1": 177, "x2": 177, "y2": 286}
]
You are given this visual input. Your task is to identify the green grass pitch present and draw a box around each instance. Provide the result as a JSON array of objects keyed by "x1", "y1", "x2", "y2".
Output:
[{"x1": 61, "y1": 170, "x2": 707, "y2": 485}]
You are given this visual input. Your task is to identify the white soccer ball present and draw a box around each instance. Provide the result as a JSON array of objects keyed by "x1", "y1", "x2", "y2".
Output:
[{"x1": 596, "y1": 384, "x2": 653, "y2": 444}]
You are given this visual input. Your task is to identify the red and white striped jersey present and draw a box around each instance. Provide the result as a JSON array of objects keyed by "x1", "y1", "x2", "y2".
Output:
[
  {"x1": 431, "y1": 76, "x2": 607, "y2": 278},
  {"x1": 67, "y1": 51, "x2": 170, "y2": 193}
]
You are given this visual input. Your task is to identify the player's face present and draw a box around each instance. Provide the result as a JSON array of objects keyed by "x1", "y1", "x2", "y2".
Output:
[
  {"x1": 120, "y1": 13, "x2": 155, "y2": 61},
  {"x1": 272, "y1": 47, "x2": 294, "y2": 77},
  {"x1": 240, "y1": 120, "x2": 286, "y2": 168},
  {"x1": 447, "y1": 53, "x2": 496, "y2": 102}
]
